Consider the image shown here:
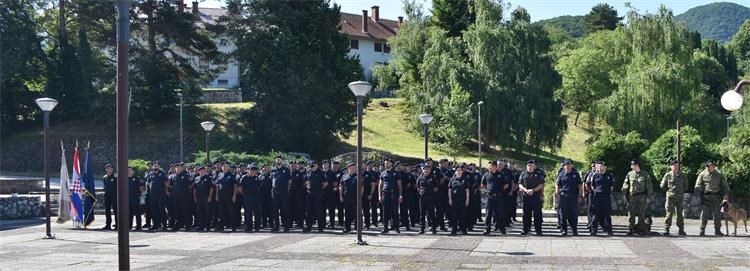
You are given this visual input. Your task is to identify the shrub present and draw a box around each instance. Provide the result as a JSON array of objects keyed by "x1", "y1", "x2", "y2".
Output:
[
  {"x1": 584, "y1": 129, "x2": 649, "y2": 189},
  {"x1": 719, "y1": 126, "x2": 750, "y2": 198},
  {"x1": 191, "y1": 150, "x2": 310, "y2": 166},
  {"x1": 128, "y1": 159, "x2": 149, "y2": 177},
  {"x1": 643, "y1": 126, "x2": 720, "y2": 193}
]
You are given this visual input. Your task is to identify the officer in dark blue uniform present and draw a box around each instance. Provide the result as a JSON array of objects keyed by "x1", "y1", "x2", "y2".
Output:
[
  {"x1": 417, "y1": 164, "x2": 438, "y2": 234},
  {"x1": 408, "y1": 166, "x2": 420, "y2": 228},
  {"x1": 467, "y1": 163, "x2": 482, "y2": 229},
  {"x1": 239, "y1": 164, "x2": 262, "y2": 232},
  {"x1": 448, "y1": 163, "x2": 470, "y2": 235},
  {"x1": 583, "y1": 161, "x2": 597, "y2": 230},
  {"x1": 555, "y1": 159, "x2": 583, "y2": 236},
  {"x1": 379, "y1": 159, "x2": 402, "y2": 233},
  {"x1": 193, "y1": 166, "x2": 214, "y2": 231},
  {"x1": 102, "y1": 164, "x2": 117, "y2": 230},
  {"x1": 146, "y1": 161, "x2": 168, "y2": 231},
  {"x1": 304, "y1": 161, "x2": 326, "y2": 232},
  {"x1": 339, "y1": 163, "x2": 358, "y2": 233},
  {"x1": 143, "y1": 161, "x2": 153, "y2": 229},
  {"x1": 170, "y1": 163, "x2": 192, "y2": 231},
  {"x1": 482, "y1": 161, "x2": 508, "y2": 235},
  {"x1": 289, "y1": 161, "x2": 306, "y2": 229},
  {"x1": 436, "y1": 159, "x2": 452, "y2": 232},
  {"x1": 128, "y1": 166, "x2": 144, "y2": 230},
  {"x1": 590, "y1": 161, "x2": 614, "y2": 235},
  {"x1": 331, "y1": 161, "x2": 345, "y2": 227},
  {"x1": 519, "y1": 159, "x2": 545, "y2": 235},
  {"x1": 362, "y1": 161, "x2": 377, "y2": 230},
  {"x1": 216, "y1": 162, "x2": 238, "y2": 232},
  {"x1": 271, "y1": 156, "x2": 292, "y2": 232},
  {"x1": 321, "y1": 160, "x2": 336, "y2": 228},
  {"x1": 396, "y1": 162, "x2": 412, "y2": 231},
  {"x1": 505, "y1": 161, "x2": 520, "y2": 225},
  {"x1": 209, "y1": 162, "x2": 222, "y2": 229},
  {"x1": 259, "y1": 165, "x2": 272, "y2": 228}
]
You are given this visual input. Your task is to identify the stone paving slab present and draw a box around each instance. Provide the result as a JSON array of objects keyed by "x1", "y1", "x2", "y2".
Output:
[
  {"x1": 268, "y1": 236, "x2": 437, "y2": 255},
  {"x1": 456, "y1": 264, "x2": 650, "y2": 271},
  {"x1": 125, "y1": 232, "x2": 273, "y2": 251},
  {"x1": 196, "y1": 258, "x2": 394, "y2": 271},
  {"x1": 670, "y1": 239, "x2": 750, "y2": 259},
  {"x1": 471, "y1": 239, "x2": 636, "y2": 258},
  {"x1": 0, "y1": 252, "x2": 183, "y2": 270}
]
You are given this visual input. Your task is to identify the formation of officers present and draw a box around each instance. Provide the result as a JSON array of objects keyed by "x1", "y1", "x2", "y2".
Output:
[{"x1": 98, "y1": 155, "x2": 731, "y2": 237}]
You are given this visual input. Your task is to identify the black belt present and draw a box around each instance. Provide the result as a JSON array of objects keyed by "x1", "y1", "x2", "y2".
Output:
[
  {"x1": 704, "y1": 192, "x2": 720, "y2": 195},
  {"x1": 560, "y1": 192, "x2": 578, "y2": 197},
  {"x1": 631, "y1": 192, "x2": 645, "y2": 196}
]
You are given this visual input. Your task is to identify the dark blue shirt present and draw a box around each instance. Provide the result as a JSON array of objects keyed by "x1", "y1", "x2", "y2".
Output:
[
  {"x1": 417, "y1": 174, "x2": 437, "y2": 196},
  {"x1": 482, "y1": 170, "x2": 509, "y2": 195},
  {"x1": 380, "y1": 169, "x2": 400, "y2": 193},
  {"x1": 259, "y1": 173, "x2": 272, "y2": 196},
  {"x1": 103, "y1": 174, "x2": 117, "y2": 194},
  {"x1": 341, "y1": 173, "x2": 358, "y2": 198},
  {"x1": 216, "y1": 172, "x2": 236, "y2": 197},
  {"x1": 449, "y1": 175, "x2": 468, "y2": 199},
  {"x1": 290, "y1": 170, "x2": 305, "y2": 193},
  {"x1": 363, "y1": 170, "x2": 376, "y2": 195},
  {"x1": 271, "y1": 165, "x2": 290, "y2": 191},
  {"x1": 240, "y1": 174, "x2": 260, "y2": 198},
  {"x1": 556, "y1": 169, "x2": 582, "y2": 195},
  {"x1": 146, "y1": 170, "x2": 168, "y2": 198},
  {"x1": 306, "y1": 170, "x2": 325, "y2": 195},
  {"x1": 171, "y1": 172, "x2": 191, "y2": 195},
  {"x1": 194, "y1": 175, "x2": 213, "y2": 199},
  {"x1": 128, "y1": 176, "x2": 142, "y2": 203},
  {"x1": 592, "y1": 172, "x2": 614, "y2": 195}
]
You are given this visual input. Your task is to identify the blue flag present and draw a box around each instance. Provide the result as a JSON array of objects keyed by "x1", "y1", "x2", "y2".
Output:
[{"x1": 83, "y1": 148, "x2": 97, "y2": 226}]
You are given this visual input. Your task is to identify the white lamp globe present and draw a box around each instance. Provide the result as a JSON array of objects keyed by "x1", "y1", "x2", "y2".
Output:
[
  {"x1": 200, "y1": 121, "x2": 216, "y2": 132},
  {"x1": 35, "y1": 97, "x2": 59, "y2": 112},
  {"x1": 348, "y1": 81, "x2": 372, "y2": 97},
  {"x1": 419, "y1": 114, "x2": 434, "y2": 124},
  {"x1": 721, "y1": 90, "x2": 743, "y2": 112}
]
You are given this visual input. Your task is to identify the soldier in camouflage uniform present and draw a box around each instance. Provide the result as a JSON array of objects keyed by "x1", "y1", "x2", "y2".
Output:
[
  {"x1": 694, "y1": 160, "x2": 730, "y2": 236},
  {"x1": 622, "y1": 159, "x2": 653, "y2": 236},
  {"x1": 660, "y1": 159, "x2": 686, "y2": 236}
]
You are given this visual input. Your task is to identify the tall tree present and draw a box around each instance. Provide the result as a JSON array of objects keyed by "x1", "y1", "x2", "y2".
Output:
[
  {"x1": 223, "y1": 0, "x2": 363, "y2": 154},
  {"x1": 729, "y1": 19, "x2": 750, "y2": 78},
  {"x1": 584, "y1": 3, "x2": 622, "y2": 33},
  {"x1": 431, "y1": 0, "x2": 475, "y2": 37}
]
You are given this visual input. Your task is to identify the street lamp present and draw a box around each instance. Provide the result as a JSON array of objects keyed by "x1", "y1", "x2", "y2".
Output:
[
  {"x1": 35, "y1": 97, "x2": 58, "y2": 240},
  {"x1": 200, "y1": 121, "x2": 216, "y2": 163},
  {"x1": 419, "y1": 114, "x2": 433, "y2": 161},
  {"x1": 721, "y1": 80, "x2": 746, "y2": 138},
  {"x1": 477, "y1": 101, "x2": 484, "y2": 172},
  {"x1": 348, "y1": 80, "x2": 370, "y2": 246},
  {"x1": 115, "y1": 1, "x2": 132, "y2": 269},
  {"x1": 178, "y1": 92, "x2": 184, "y2": 163}
]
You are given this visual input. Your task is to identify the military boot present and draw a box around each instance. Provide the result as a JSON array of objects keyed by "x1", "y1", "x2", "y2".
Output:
[
  {"x1": 699, "y1": 229, "x2": 705, "y2": 236},
  {"x1": 662, "y1": 228, "x2": 670, "y2": 236},
  {"x1": 678, "y1": 228, "x2": 687, "y2": 236},
  {"x1": 714, "y1": 228, "x2": 724, "y2": 236}
]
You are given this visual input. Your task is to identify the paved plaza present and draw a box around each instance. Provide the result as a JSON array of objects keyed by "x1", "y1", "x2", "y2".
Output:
[{"x1": 0, "y1": 215, "x2": 748, "y2": 270}]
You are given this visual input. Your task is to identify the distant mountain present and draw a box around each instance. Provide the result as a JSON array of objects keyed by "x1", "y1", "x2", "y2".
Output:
[
  {"x1": 675, "y1": 2, "x2": 750, "y2": 43},
  {"x1": 533, "y1": 15, "x2": 586, "y2": 38}
]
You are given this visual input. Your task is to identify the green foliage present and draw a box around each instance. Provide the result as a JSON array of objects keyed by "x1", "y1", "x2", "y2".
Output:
[
  {"x1": 584, "y1": 129, "x2": 649, "y2": 188},
  {"x1": 674, "y1": 2, "x2": 750, "y2": 43},
  {"x1": 642, "y1": 126, "x2": 720, "y2": 191},
  {"x1": 128, "y1": 159, "x2": 149, "y2": 177},
  {"x1": 543, "y1": 168, "x2": 556, "y2": 209},
  {"x1": 191, "y1": 150, "x2": 309, "y2": 166},
  {"x1": 719, "y1": 126, "x2": 750, "y2": 198},
  {"x1": 431, "y1": 0, "x2": 475, "y2": 37},
  {"x1": 730, "y1": 20, "x2": 750, "y2": 78},
  {"x1": 533, "y1": 15, "x2": 586, "y2": 38},
  {"x1": 584, "y1": 3, "x2": 622, "y2": 33},
  {"x1": 224, "y1": 0, "x2": 363, "y2": 155}
]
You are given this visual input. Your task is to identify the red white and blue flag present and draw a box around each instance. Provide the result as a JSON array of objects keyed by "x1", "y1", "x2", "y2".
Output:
[{"x1": 70, "y1": 146, "x2": 84, "y2": 223}]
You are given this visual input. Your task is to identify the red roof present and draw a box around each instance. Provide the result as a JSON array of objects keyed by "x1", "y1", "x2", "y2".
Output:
[{"x1": 340, "y1": 12, "x2": 400, "y2": 41}]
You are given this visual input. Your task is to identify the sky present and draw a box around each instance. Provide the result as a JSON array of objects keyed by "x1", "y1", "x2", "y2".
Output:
[{"x1": 200, "y1": 0, "x2": 748, "y2": 22}]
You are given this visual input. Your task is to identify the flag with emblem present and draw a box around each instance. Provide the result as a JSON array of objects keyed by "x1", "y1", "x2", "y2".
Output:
[
  {"x1": 56, "y1": 141, "x2": 71, "y2": 223},
  {"x1": 83, "y1": 143, "x2": 96, "y2": 226},
  {"x1": 70, "y1": 145, "x2": 84, "y2": 224}
]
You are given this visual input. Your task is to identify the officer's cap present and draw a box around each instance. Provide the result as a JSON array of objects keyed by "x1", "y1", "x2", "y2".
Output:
[
  {"x1": 422, "y1": 164, "x2": 432, "y2": 169},
  {"x1": 457, "y1": 163, "x2": 467, "y2": 169},
  {"x1": 488, "y1": 160, "x2": 496, "y2": 165},
  {"x1": 249, "y1": 164, "x2": 258, "y2": 170},
  {"x1": 105, "y1": 164, "x2": 112, "y2": 169},
  {"x1": 439, "y1": 158, "x2": 449, "y2": 163},
  {"x1": 425, "y1": 158, "x2": 433, "y2": 162},
  {"x1": 347, "y1": 162, "x2": 356, "y2": 168},
  {"x1": 198, "y1": 166, "x2": 206, "y2": 171},
  {"x1": 332, "y1": 160, "x2": 341, "y2": 165},
  {"x1": 177, "y1": 162, "x2": 185, "y2": 167},
  {"x1": 153, "y1": 160, "x2": 160, "y2": 165},
  {"x1": 394, "y1": 161, "x2": 401, "y2": 167},
  {"x1": 230, "y1": 165, "x2": 237, "y2": 169},
  {"x1": 705, "y1": 160, "x2": 715, "y2": 167},
  {"x1": 670, "y1": 159, "x2": 680, "y2": 165},
  {"x1": 146, "y1": 161, "x2": 152, "y2": 165},
  {"x1": 410, "y1": 167, "x2": 418, "y2": 173},
  {"x1": 526, "y1": 159, "x2": 536, "y2": 165},
  {"x1": 468, "y1": 163, "x2": 476, "y2": 167},
  {"x1": 238, "y1": 163, "x2": 246, "y2": 167},
  {"x1": 366, "y1": 160, "x2": 373, "y2": 165},
  {"x1": 383, "y1": 158, "x2": 392, "y2": 163},
  {"x1": 290, "y1": 160, "x2": 297, "y2": 164},
  {"x1": 562, "y1": 159, "x2": 573, "y2": 165},
  {"x1": 308, "y1": 160, "x2": 318, "y2": 166},
  {"x1": 590, "y1": 160, "x2": 597, "y2": 165},
  {"x1": 127, "y1": 166, "x2": 133, "y2": 169},
  {"x1": 222, "y1": 161, "x2": 230, "y2": 165},
  {"x1": 599, "y1": 161, "x2": 607, "y2": 166},
  {"x1": 321, "y1": 159, "x2": 329, "y2": 164},
  {"x1": 274, "y1": 155, "x2": 283, "y2": 159},
  {"x1": 630, "y1": 159, "x2": 640, "y2": 165}
]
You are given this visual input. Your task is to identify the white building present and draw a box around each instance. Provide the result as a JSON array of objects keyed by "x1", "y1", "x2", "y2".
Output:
[{"x1": 186, "y1": 3, "x2": 400, "y2": 89}]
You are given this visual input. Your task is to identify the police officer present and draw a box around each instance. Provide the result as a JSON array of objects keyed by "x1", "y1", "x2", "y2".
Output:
[
  {"x1": 379, "y1": 159, "x2": 402, "y2": 234},
  {"x1": 482, "y1": 161, "x2": 508, "y2": 235},
  {"x1": 362, "y1": 161, "x2": 377, "y2": 229},
  {"x1": 304, "y1": 161, "x2": 327, "y2": 232},
  {"x1": 506, "y1": 161, "x2": 520, "y2": 224},
  {"x1": 142, "y1": 161, "x2": 153, "y2": 229},
  {"x1": 622, "y1": 159, "x2": 653, "y2": 236},
  {"x1": 193, "y1": 166, "x2": 214, "y2": 231},
  {"x1": 128, "y1": 166, "x2": 144, "y2": 230},
  {"x1": 290, "y1": 161, "x2": 306, "y2": 229},
  {"x1": 239, "y1": 164, "x2": 262, "y2": 232},
  {"x1": 169, "y1": 163, "x2": 192, "y2": 231},
  {"x1": 322, "y1": 160, "x2": 336, "y2": 229},
  {"x1": 407, "y1": 165, "x2": 420, "y2": 229},
  {"x1": 555, "y1": 159, "x2": 583, "y2": 236},
  {"x1": 396, "y1": 162, "x2": 412, "y2": 231},
  {"x1": 339, "y1": 163, "x2": 358, "y2": 233},
  {"x1": 436, "y1": 159, "x2": 452, "y2": 232},
  {"x1": 259, "y1": 165, "x2": 272, "y2": 228},
  {"x1": 660, "y1": 159, "x2": 687, "y2": 236},
  {"x1": 583, "y1": 161, "x2": 597, "y2": 230},
  {"x1": 331, "y1": 161, "x2": 345, "y2": 227},
  {"x1": 519, "y1": 159, "x2": 545, "y2": 236},
  {"x1": 448, "y1": 163, "x2": 470, "y2": 235},
  {"x1": 590, "y1": 161, "x2": 614, "y2": 236},
  {"x1": 215, "y1": 162, "x2": 238, "y2": 232},
  {"x1": 417, "y1": 164, "x2": 438, "y2": 234},
  {"x1": 146, "y1": 161, "x2": 168, "y2": 231},
  {"x1": 695, "y1": 160, "x2": 730, "y2": 236},
  {"x1": 102, "y1": 164, "x2": 117, "y2": 230},
  {"x1": 271, "y1": 156, "x2": 292, "y2": 232}
]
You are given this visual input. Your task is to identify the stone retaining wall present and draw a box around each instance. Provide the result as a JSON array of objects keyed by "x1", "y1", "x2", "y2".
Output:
[
  {"x1": 198, "y1": 90, "x2": 242, "y2": 103},
  {"x1": 0, "y1": 196, "x2": 43, "y2": 219}
]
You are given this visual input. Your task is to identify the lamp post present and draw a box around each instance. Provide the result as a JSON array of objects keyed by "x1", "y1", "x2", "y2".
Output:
[
  {"x1": 200, "y1": 121, "x2": 216, "y2": 163},
  {"x1": 419, "y1": 114, "x2": 434, "y2": 161},
  {"x1": 348, "y1": 80, "x2": 371, "y2": 246},
  {"x1": 721, "y1": 80, "x2": 747, "y2": 138},
  {"x1": 35, "y1": 97, "x2": 58, "y2": 240},
  {"x1": 477, "y1": 101, "x2": 484, "y2": 172},
  {"x1": 178, "y1": 92, "x2": 184, "y2": 163},
  {"x1": 114, "y1": 0, "x2": 132, "y2": 269}
]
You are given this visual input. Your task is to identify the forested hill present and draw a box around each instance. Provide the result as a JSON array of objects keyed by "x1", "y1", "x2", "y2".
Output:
[{"x1": 675, "y1": 2, "x2": 750, "y2": 43}]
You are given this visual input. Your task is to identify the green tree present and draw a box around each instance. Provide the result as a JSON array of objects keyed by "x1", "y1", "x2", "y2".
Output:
[
  {"x1": 642, "y1": 126, "x2": 720, "y2": 192},
  {"x1": 719, "y1": 126, "x2": 750, "y2": 198},
  {"x1": 729, "y1": 20, "x2": 750, "y2": 77},
  {"x1": 584, "y1": 129, "x2": 650, "y2": 188},
  {"x1": 223, "y1": 0, "x2": 363, "y2": 155},
  {"x1": 431, "y1": 0, "x2": 474, "y2": 37},
  {"x1": 584, "y1": 3, "x2": 622, "y2": 33}
]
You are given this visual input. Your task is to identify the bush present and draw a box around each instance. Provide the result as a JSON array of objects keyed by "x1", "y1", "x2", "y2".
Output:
[
  {"x1": 643, "y1": 126, "x2": 720, "y2": 193},
  {"x1": 128, "y1": 159, "x2": 149, "y2": 177},
  {"x1": 585, "y1": 129, "x2": 649, "y2": 189},
  {"x1": 719, "y1": 126, "x2": 750, "y2": 198},
  {"x1": 191, "y1": 150, "x2": 310, "y2": 166}
]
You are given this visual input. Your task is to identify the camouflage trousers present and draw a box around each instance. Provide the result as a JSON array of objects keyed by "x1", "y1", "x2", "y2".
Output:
[
  {"x1": 700, "y1": 195, "x2": 723, "y2": 230},
  {"x1": 664, "y1": 195, "x2": 683, "y2": 230},
  {"x1": 627, "y1": 194, "x2": 648, "y2": 229}
]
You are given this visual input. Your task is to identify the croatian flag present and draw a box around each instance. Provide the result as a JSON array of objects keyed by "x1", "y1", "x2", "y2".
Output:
[
  {"x1": 82, "y1": 148, "x2": 96, "y2": 226},
  {"x1": 70, "y1": 147, "x2": 84, "y2": 223}
]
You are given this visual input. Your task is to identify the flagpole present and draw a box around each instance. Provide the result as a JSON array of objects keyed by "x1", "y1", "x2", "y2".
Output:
[{"x1": 116, "y1": 0, "x2": 132, "y2": 269}]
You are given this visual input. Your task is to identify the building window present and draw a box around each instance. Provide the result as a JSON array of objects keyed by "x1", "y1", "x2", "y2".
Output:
[
  {"x1": 199, "y1": 59, "x2": 209, "y2": 69},
  {"x1": 217, "y1": 61, "x2": 227, "y2": 70},
  {"x1": 350, "y1": 39, "x2": 359, "y2": 49},
  {"x1": 374, "y1": 42, "x2": 382, "y2": 52},
  {"x1": 219, "y1": 38, "x2": 228, "y2": 46},
  {"x1": 217, "y1": 79, "x2": 229, "y2": 85},
  {"x1": 384, "y1": 44, "x2": 391, "y2": 53}
]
